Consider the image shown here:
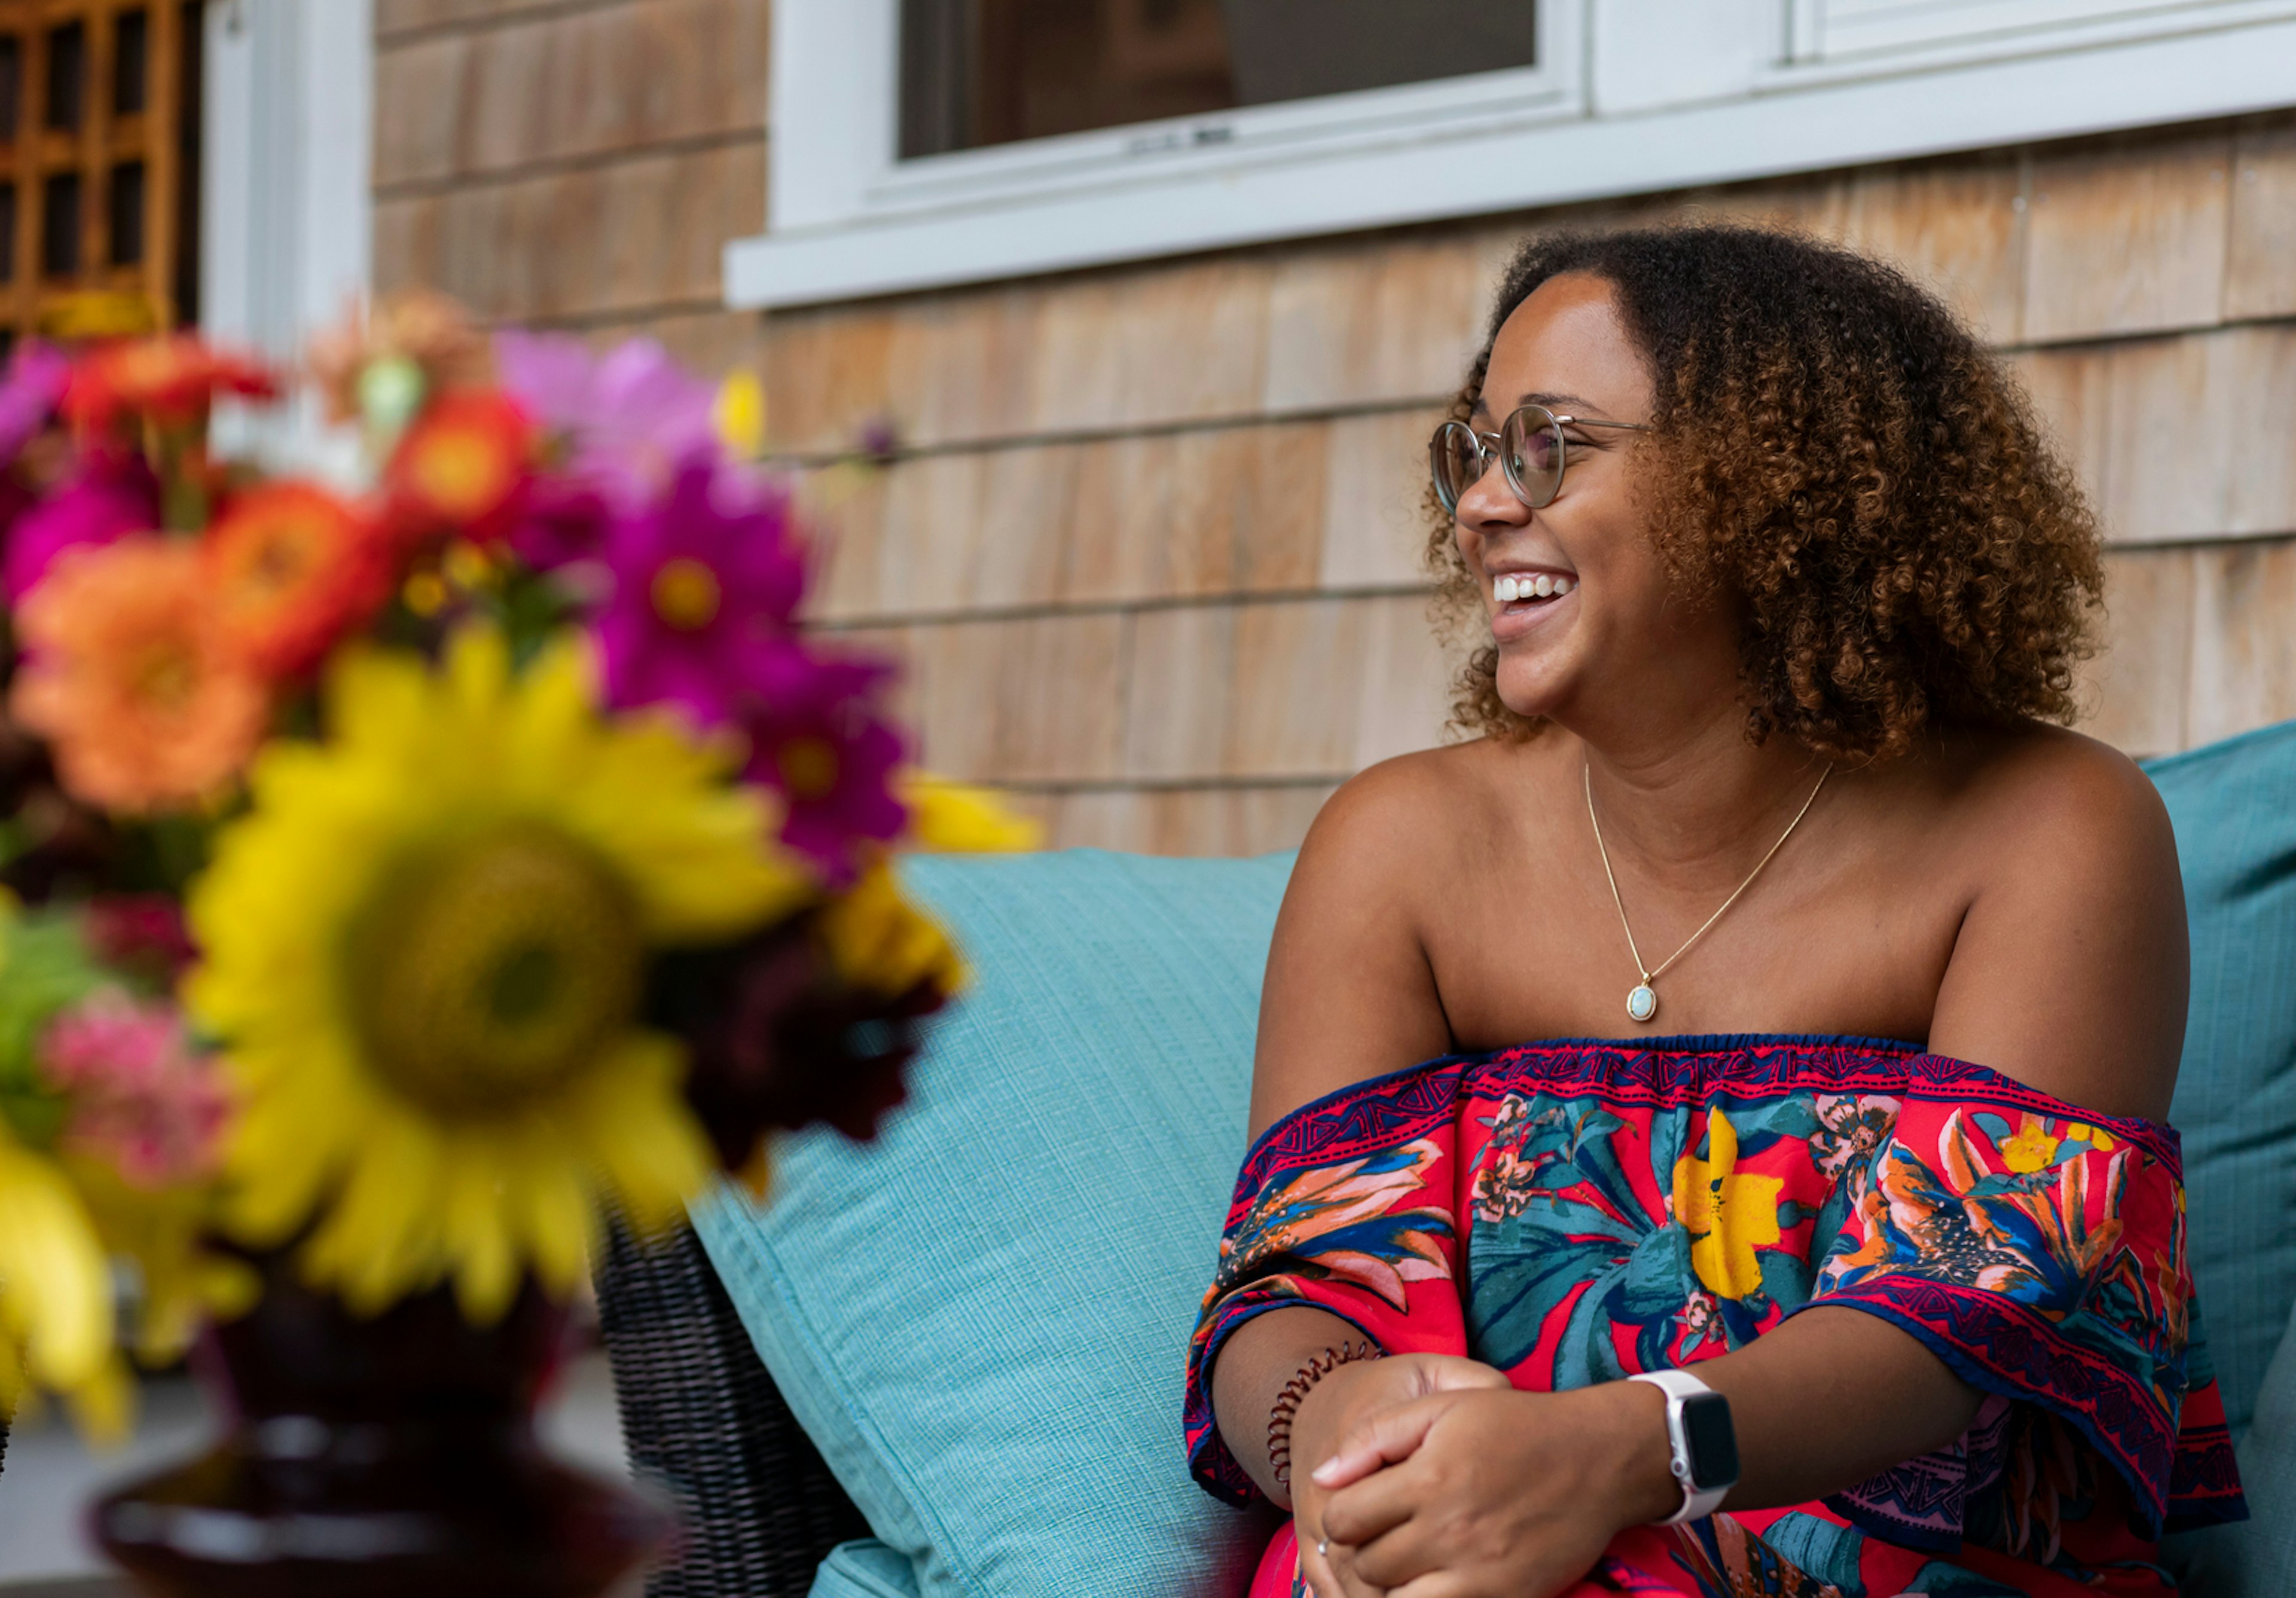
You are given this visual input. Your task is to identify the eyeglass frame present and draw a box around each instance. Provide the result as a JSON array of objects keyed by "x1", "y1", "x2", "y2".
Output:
[{"x1": 1430, "y1": 404, "x2": 1653, "y2": 516}]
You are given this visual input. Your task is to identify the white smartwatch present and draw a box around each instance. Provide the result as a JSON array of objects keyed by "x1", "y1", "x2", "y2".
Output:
[{"x1": 1625, "y1": 1368, "x2": 1741, "y2": 1524}]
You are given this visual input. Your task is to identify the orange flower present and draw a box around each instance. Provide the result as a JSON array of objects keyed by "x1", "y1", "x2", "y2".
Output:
[
  {"x1": 10, "y1": 536, "x2": 269, "y2": 814},
  {"x1": 204, "y1": 482, "x2": 395, "y2": 679},
  {"x1": 63, "y1": 336, "x2": 277, "y2": 435},
  {"x1": 307, "y1": 291, "x2": 495, "y2": 427},
  {"x1": 383, "y1": 391, "x2": 532, "y2": 543}
]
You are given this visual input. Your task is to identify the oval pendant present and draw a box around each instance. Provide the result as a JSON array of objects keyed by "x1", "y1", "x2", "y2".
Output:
[{"x1": 1626, "y1": 984, "x2": 1658, "y2": 1023}]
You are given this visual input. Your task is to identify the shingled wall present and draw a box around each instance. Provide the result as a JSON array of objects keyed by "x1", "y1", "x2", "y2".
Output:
[{"x1": 371, "y1": 1, "x2": 2296, "y2": 854}]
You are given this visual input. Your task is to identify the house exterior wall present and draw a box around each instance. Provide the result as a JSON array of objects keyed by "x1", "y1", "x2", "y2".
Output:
[{"x1": 369, "y1": 5, "x2": 2296, "y2": 855}]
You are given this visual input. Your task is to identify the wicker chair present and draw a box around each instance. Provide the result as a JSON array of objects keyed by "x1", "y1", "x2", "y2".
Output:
[{"x1": 596, "y1": 1218, "x2": 869, "y2": 1598}]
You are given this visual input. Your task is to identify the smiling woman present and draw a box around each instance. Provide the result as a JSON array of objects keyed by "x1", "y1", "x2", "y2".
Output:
[{"x1": 1185, "y1": 225, "x2": 2245, "y2": 1598}]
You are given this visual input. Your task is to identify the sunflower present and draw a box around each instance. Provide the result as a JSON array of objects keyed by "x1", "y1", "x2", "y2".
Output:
[
  {"x1": 185, "y1": 625, "x2": 811, "y2": 1321},
  {"x1": 0, "y1": 1132, "x2": 129, "y2": 1438}
]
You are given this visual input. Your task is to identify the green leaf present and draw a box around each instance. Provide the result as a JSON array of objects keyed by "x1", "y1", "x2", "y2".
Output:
[
  {"x1": 1552, "y1": 1276, "x2": 1630, "y2": 1390},
  {"x1": 1758, "y1": 1239, "x2": 1815, "y2": 1313},
  {"x1": 1622, "y1": 1224, "x2": 1694, "y2": 1319},
  {"x1": 1467, "y1": 1229, "x2": 1621, "y2": 1373}
]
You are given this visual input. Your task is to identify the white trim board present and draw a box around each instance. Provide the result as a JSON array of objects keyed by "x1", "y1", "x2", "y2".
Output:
[
  {"x1": 201, "y1": 0, "x2": 373, "y2": 478},
  {"x1": 728, "y1": 1, "x2": 2296, "y2": 310}
]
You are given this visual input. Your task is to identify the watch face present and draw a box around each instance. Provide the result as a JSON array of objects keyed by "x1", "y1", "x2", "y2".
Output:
[{"x1": 1680, "y1": 1393, "x2": 1741, "y2": 1490}]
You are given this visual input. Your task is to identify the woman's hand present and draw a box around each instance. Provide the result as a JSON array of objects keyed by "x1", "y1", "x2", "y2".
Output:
[
  {"x1": 1312, "y1": 1379, "x2": 1678, "y2": 1598},
  {"x1": 1288, "y1": 1354, "x2": 1512, "y2": 1598}
]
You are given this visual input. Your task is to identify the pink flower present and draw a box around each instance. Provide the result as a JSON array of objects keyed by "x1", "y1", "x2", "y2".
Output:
[
  {"x1": 496, "y1": 333, "x2": 718, "y2": 511},
  {"x1": 39, "y1": 990, "x2": 228, "y2": 1188},
  {"x1": 594, "y1": 457, "x2": 807, "y2": 726},
  {"x1": 2, "y1": 452, "x2": 160, "y2": 604},
  {"x1": 743, "y1": 645, "x2": 908, "y2": 879}
]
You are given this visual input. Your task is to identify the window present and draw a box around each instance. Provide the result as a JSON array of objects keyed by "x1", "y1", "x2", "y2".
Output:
[
  {"x1": 0, "y1": 2, "x2": 202, "y2": 345},
  {"x1": 1788, "y1": 0, "x2": 2276, "y2": 64},
  {"x1": 731, "y1": 0, "x2": 2296, "y2": 310},
  {"x1": 898, "y1": 0, "x2": 1539, "y2": 158}
]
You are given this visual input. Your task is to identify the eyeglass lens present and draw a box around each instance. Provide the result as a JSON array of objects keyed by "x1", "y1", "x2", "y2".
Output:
[
  {"x1": 1430, "y1": 408, "x2": 1565, "y2": 514},
  {"x1": 1503, "y1": 408, "x2": 1563, "y2": 508}
]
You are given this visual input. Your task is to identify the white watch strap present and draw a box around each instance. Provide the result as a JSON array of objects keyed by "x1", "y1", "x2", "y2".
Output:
[{"x1": 1625, "y1": 1369, "x2": 1731, "y2": 1524}]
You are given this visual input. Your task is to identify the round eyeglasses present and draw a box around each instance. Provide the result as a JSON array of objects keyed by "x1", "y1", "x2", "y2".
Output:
[{"x1": 1429, "y1": 404, "x2": 1653, "y2": 516}]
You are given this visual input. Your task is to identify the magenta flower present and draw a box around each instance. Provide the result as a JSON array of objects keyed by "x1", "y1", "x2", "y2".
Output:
[
  {"x1": 594, "y1": 456, "x2": 807, "y2": 726},
  {"x1": 495, "y1": 332, "x2": 718, "y2": 509},
  {"x1": 82, "y1": 893, "x2": 199, "y2": 983},
  {"x1": 2, "y1": 451, "x2": 160, "y2": 604},
  {"x1": 508, "y1": 472, "x2": 612, "y2": 575},
  {"x1": 40, "y1": 989, "x2": 229, "y2": 1188},
  {"x1": 0, "y1": 341, "x2": 69, "y2": 466},
  {"x1": 743, "y1": 644, "x2": 908, "y2": 878}
]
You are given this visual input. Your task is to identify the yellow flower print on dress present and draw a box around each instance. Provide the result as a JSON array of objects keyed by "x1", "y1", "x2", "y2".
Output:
[
  {"x1": 1999, "y1": 1116, "x2": 2063, "y2": 1174},
  {"x1": 1672, "y1": 1108, "x2": 1784, "y2": 1301}
]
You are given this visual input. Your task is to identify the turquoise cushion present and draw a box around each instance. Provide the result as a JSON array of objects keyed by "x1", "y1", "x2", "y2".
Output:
[
  {"x1": 695, "y1": 850, "x2": 1288, "y2": 1598},
  {"x1": 808, "y1": 1540, "x2": 921, "y2": 1598},
  {"x1": 2147, "y1": 719, "x2": 2296, "y2": 1435},
  {"x1": 2165, "y1": 1297, "x2": 2296, "y2": 1594}
]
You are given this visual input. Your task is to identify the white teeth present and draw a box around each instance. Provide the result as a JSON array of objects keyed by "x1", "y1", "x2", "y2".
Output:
[{"x1": 1495, "y1": 573, "x2": 1577, "y2": 603}]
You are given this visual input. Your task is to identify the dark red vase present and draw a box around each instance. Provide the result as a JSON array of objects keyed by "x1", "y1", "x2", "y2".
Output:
[{"x1": 93, "y1": 1253, "x2": 669, "y2": 1597}]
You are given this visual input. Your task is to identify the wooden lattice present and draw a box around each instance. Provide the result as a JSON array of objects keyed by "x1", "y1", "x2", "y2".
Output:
[{"x1": 0, "y1": 0, "x2": 198, "y2": 347}]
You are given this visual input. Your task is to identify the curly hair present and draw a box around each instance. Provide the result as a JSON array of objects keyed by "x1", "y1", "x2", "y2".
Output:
[{"x1": 1430, "y1": 224, "x2": 2102, "y2": 763}]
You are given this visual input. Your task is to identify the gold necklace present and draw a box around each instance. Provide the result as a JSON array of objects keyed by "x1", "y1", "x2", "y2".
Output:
[{"x1": 1584, "y1": 760, "x2": 1833, "y2": 1025}]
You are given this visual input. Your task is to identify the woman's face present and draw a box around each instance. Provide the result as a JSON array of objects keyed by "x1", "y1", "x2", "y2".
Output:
[{"x1": 1454, "y1": 273, "x2": 1720, "y2": 729}]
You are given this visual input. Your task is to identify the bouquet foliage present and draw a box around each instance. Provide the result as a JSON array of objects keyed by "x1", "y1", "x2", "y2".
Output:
[{"x1": 0, "y1": 295, "x2": 1031, "y2": 1437}]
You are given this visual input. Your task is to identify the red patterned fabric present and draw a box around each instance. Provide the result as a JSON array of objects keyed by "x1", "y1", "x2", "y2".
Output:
[{"x1": 1185, "y1": 1035, "x2": 2246, "y2": 1597}]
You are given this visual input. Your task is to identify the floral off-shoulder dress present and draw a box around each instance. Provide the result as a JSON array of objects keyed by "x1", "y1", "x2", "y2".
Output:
[{"x1": 1183, "y1": 1035, "x2": 2246, "y2": 1597}]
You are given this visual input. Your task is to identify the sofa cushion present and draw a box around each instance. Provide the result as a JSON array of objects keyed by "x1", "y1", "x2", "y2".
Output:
[
  {"x1": 2147, "y1": 719, "x2": 2296, "y2": 1435},
  {"x1": 695, "y1": 849, "x2": 1288, "y2": 1598},
  {"x1": 808, "y1": 1540, "x2": 922, "y2": 1598},
  {"x1": 2164, "y1": 1295, "x2": 2296, "y2": 1594},
  {"x1": 697, "y1": 719, "x2": 2296, "y2": 1598}
]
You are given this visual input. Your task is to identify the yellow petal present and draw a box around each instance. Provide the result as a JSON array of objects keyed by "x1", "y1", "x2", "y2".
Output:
[{"x1": 899, "y1": 773, "x2": 1042, "y2": 854}]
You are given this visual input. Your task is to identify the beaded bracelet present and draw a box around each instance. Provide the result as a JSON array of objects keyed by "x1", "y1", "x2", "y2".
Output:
[{"x1": 1266, "y1": 1340, "x2": 1383, "y2": 1491}]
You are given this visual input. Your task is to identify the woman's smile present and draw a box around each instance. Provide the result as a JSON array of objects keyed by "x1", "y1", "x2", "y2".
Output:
[{"x1": 1488, "y1": 566, "x2": 1577, "y2": 644}]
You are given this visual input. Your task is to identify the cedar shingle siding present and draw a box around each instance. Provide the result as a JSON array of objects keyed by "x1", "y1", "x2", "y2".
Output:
[{"x1": 373, "y1": 1, "x2": 2296, "y2": 853}]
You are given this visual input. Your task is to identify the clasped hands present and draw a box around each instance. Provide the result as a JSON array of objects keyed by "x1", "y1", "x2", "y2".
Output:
[{"x1": 1287, "y1": 1352, "x2": 1675, "y2": 1598}]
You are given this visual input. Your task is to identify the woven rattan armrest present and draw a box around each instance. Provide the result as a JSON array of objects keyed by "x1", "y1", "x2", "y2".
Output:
[{"x1": 596, "y1": 1217, "x2": 871, "y2": 1598}]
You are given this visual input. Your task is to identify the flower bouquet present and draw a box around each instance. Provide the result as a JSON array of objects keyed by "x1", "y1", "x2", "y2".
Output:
[{"x1": 0, "y1": 297, "x2": 1031, "y2": 1596}]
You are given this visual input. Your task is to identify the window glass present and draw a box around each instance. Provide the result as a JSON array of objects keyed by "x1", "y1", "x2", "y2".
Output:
[{"x1": 899, "y1": 0, "x2": 1540, "y2": 160}]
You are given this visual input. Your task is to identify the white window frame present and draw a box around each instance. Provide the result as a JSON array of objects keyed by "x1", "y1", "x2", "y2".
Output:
[
  {"x1": 200, "y1": 0, "x2": 373, "y2": 477},
  {"x1": 728, "y1": 0, "x2": 2296, "y2": 310}
]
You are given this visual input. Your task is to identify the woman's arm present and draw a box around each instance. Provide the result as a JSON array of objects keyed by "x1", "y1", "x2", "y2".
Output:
[
  {"x1": 1213, "y1": 1306, "x2": 1512, "y2": 1510},
  {"x1": 1207, "y1": 759, "x2": 1490, "y2": 1591},
  {"x1": 1245, "y1": 756, "x2": 1457, "y2": 1141}
]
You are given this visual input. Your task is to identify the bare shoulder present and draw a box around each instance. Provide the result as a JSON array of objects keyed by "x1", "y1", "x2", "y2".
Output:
[
  {"x1": 1248, "y1": 740, "x2": 1528, "y2": 1141},
  {"x1": 1295, "y1": 738, "x2": 1522, "y2": 875},
  {"x1": 1926, "y1": 723, "x2": 2187, "y2": 1121},
  {"x1": 1949, "y1": 722, "x2": 2172, "y2": 838}
]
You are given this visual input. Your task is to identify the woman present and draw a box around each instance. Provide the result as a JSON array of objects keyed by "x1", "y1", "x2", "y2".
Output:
[{"x1": 1183, "y1": 225, "x2": 2245, "y2": 1598}]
